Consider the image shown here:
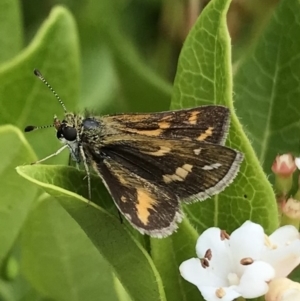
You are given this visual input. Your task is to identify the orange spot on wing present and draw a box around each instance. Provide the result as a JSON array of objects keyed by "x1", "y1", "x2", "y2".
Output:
[
  {"x1": 158, "y1": 121, "x2": 171, "y2": 129},
  {"x1": 141, "y1": 146, "x2": 171, "y2": 156},
  {"x1": 197, "y1": 127, "x2": 214, "y2": 141},
  {"x1": 136, "y1": 189, "x2": 157, "y2": 225},
  {"x1": 125, "y1": 128, "x2": 163, "y2": 136},
  {"x1": 188, "y1": 111, "x2": 200, "y2": 125},
  {"x1": 161, "y1": 114, "x2": 174, "y2": 121},
  {"x1": 163, "y1": 164, "x2": 193, "y2": 183},
  {"x1": 114, "y1": 114, "x2": 151, "y2": 122}
]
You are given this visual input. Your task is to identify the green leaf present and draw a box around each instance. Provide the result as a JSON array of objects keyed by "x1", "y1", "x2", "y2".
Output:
[
  {"x1": 0, "y1": 6, "x2": 80, "y2": 164},
  {"x1": 171, "y1": 0, "x2": 277, "y2": 234},
  {"x1": 289, "y1": 265, "x2": 300, "y2": 283},
  {"x1": 0, "y1": 125, "x2": 37, "y2": 267},
  {"x1": 0, "y1": 263, "x2": 50, "y2": 301},
  {"x1": 114, "y1": 276, "x2": 133, "y2": 301},
  {"x1": 151, "y1": 220, "x2": 200, "y2": 301},
  {"x1": 0, "y1": 0, "x2": 23, "y2": 64},
  {"x1": 21, "y1": 194, "x2": 119, "y2": 301},
  {"x1": 16, "y1": 165, "x2": 167, "y2": 301},
  {"x1": 234, "y1": 0, "x2": 300, "y2": 172}
]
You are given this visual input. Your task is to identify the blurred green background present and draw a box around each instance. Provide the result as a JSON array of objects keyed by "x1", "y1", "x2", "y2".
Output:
[{"x1": 20, "y1": 0, "x2": 278, "y2": 113}]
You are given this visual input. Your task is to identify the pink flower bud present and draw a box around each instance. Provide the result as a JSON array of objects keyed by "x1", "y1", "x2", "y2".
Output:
[{"x1": 272, "y1": 154, "x2": 296, "y2": 177}]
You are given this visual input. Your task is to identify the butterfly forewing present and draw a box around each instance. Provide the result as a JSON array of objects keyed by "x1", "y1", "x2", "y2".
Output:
[{"x1": 100, "y1": 106, "x2": 230, "y2": 145}]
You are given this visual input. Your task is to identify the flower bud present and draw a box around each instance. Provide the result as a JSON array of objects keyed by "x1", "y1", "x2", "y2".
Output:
[
  {"x1": 265, "y1": 278, "x2": 300, "y2": 301},
  {"x1": 281, "y1": 197, "x2": 300, "y2": 220},
  {"x1": 272, "y1": 154, "x2": 296, "y2": 197},
  {"x1": 272, "y1": 154, "x2": 296, "y2": 177}
]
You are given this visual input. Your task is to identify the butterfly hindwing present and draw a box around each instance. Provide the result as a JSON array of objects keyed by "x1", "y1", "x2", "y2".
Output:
[
  {"x1": 91, "y1": 158, "x2": 182, "y2": 237},
  {"x1": 85, "y1": 136, "x2": 243, "y2": 204}
]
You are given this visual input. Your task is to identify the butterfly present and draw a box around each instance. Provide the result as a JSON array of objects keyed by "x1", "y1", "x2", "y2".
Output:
[{"x1": 25, "y1": 69, "x2": 243, "y2": 238}]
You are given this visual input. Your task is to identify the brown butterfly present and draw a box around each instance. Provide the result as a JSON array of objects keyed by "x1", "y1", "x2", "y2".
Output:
[{"x1": 25, "y1": 70, "x2": 243, "y2": 238}]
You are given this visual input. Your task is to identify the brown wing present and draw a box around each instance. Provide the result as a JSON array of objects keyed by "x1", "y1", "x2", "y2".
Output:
[
  {"x1": 101, "y1": 106, "x2": 230, "y2": 145},
  {"x1": 92, "y1": 157, "x2": 182, "y2": 238},
  {"x1": 85, "y1": 135, "x2": 243, "y2": 204}
]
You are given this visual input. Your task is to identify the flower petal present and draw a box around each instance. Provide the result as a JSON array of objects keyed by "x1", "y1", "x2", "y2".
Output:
[
  {"x1": 196, "y1": 227, "x2": 228, "y2": 258},
  {"x1": 229, "y1": 221, "x2": 265, "y2": 274},
  {"x1": 236, "y1": 261, "x2": 275, "y2": 298},
  {"x1": 200, "y1": 286, "x2": 241, "y2": 301},
  {"x1": 283, "y1": 290, "x2": 300, "y2": 301},
  {"x1": 269, "y1": 225, "x2": 299, "y2": 247},
  {"x1": 230, "y1": 221, "x2": 265, "y2": 258},
  {"x1": 179, "y1": 258, "x2": 226, "y2": 287},
  {"x1": 196, "y1": 227, "x2": 232, "y2": 278},
  {"x1": 262, "y1": 240, "x2": 300, "y2": 278}
]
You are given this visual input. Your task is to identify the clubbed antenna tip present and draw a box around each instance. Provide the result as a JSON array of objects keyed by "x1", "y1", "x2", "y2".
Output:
[
  {"x1": 25, "y1": 125, "x2": 36, "y2": 132},
  {"x1": 33, "y1": 69, "x2": 42, "y2": 78}
]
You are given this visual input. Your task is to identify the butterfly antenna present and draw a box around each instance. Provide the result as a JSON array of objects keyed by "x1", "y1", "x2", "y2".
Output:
[
  {"x1": 33, "y1": 69, "x2": 68, "y2": 113},
  {"x1": 24, "y1": 124, "x2": 55, "y2": 132}
]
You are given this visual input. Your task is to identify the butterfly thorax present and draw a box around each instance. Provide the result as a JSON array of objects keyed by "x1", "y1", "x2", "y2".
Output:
[{"x1": 79, "y1": 117, "x2": 109, "y2": 160}]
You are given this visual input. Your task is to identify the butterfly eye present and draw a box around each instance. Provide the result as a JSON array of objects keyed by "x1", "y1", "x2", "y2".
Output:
[{"x1": 62, "y1": 126, "x2": 77, "y2": 141}]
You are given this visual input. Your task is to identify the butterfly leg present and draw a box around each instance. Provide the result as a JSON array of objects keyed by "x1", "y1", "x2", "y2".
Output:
[
  {"x1": 79, "y1": 144, "x2": 91, "y2": 200},
  {"x1": 31, "y1": 145, "x2": 68, "y2": 165}
]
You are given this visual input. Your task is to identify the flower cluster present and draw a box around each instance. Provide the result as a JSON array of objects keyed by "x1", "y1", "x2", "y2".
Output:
[{"x1": 179, "y1": 221, "x2": 300, "y2": 301}]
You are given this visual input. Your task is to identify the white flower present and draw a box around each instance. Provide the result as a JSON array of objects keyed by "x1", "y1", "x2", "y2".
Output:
[
  {"x1": 179, "y1": 221, "x2": 300, "y2": 301},
  {"x1": 261, "y1": 224, "x2": 300, "y2": 278}
]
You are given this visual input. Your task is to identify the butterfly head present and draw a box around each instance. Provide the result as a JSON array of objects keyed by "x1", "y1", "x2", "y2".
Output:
[{"x1": 54, "y1": 113, "x2": 80, "y2": 143}]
